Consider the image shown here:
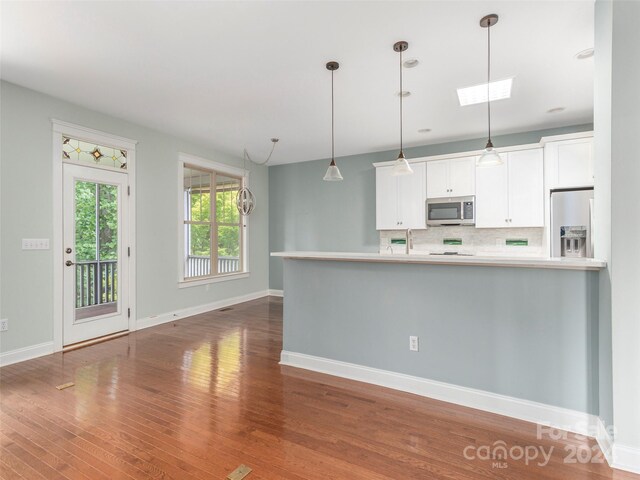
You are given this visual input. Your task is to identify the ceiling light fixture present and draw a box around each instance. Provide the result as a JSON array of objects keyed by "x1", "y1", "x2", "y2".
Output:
[
  {"x1": 391, "y1": 41, "x2": 413, "y2": 176},
  {"x1": 575, "y1": 48, "x2": 594, "y2": 60},
  {"x1": 418, "y1": 128, "x2": 432, "y2": 133},
  {"x1": 403, "y1": 58, "x2": 420, "y2": 68},
  {"x1": 457, "y1": 78, "x2": 513, "y2": 106},
  {"x1": 477, "y1": 14, "x2": 503, "y2": 168},
  {"x1": 323, "y1": 61, "x2": 343, "y2": 181},
  {"x1": 547, "y1": 107, "x2": 566, "y2": 114}
]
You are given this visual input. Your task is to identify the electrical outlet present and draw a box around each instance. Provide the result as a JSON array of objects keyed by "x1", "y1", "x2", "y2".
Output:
[
  {"x1": 22, "y1": 238, "x2": 50, "y2": 250},
  {"x1": 0, "y1": 319, "x2": 8, "y2": 332},
  {"x1": 409, "y1": 335, "x2": 419, "y2": 352}
]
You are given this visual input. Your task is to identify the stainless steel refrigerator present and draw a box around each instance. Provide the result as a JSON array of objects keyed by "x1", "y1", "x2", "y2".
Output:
[{"x1": 550, "y1": 188, "x2": 594, "y2": 258}]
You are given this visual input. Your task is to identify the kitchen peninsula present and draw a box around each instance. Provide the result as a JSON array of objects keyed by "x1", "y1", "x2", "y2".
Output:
[{"x1": 273, "y1": 251, "x2": 606, "y2": 427}]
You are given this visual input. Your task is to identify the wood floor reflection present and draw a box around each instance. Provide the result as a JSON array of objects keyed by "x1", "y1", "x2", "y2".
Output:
[{"x1": 1, "y1": 296, "x2": 637, "y2": 479}]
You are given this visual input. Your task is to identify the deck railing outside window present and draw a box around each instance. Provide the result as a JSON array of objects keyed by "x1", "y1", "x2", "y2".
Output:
[{"x1": 185, "y1": 255, "x2": 239, "y2": 278}]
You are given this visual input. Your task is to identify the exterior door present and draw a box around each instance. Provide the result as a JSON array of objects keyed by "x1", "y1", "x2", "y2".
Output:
[{"x1": 63, "y1": 163, "x2": 129, "y2": 345}]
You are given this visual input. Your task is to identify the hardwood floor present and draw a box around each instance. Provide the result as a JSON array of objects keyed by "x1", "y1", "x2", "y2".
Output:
[{"x1": 1, "y1": 296, "x2": 637, "y2": 479}]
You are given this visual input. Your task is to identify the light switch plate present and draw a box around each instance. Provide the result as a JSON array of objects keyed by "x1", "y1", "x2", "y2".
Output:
[
  {"x1": 22, "y1": 238, "x2": 50, "y2": 250},
  {"x1": 409, "y1": 335, "x2": 419, "y2": 352}
]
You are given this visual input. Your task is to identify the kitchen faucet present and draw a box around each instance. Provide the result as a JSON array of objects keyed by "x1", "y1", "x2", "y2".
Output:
[{"x1": 405, "y1": 228, "x2": 413, "y2": 254}]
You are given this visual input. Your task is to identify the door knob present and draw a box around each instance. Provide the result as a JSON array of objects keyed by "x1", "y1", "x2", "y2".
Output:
[
  {"x1": 65, "y1": 260, "x2": 74, "y2": 266},
  {"x1": 65, "y1": 248, "x2": 72, "y2": 254}
]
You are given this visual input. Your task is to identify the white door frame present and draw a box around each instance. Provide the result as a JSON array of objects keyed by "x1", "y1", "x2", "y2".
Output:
[{"x1": 52, "y1": 119, "x2": 137, "y2": 352}]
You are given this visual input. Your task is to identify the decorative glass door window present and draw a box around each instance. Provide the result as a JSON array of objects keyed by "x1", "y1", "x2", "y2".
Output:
[
  {"x1": 183, "y1": 165, "x2": 243, "y2": 279},
  {"x1": 63, "y1": 136, "x2": 127, "y2": 170}
]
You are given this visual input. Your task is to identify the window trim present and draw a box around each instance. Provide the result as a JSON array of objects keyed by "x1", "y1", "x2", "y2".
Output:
[{"x1": 177, "y1": 153, "x2": 249, "y2": 286}]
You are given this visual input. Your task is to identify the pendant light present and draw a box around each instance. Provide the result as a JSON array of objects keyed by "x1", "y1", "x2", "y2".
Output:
[
  {"x1": 391, "y1": 41, "x2": 413, "y2": 176},
  {"x1": 323, "y1": 61, "x2": 343, "y2": 181},
  {"x1": 236, "y1": 138, "x2": 279, "y2": 216},
  {"x1": 477, "y1": 14, "x2": 503, "y2": 167}
]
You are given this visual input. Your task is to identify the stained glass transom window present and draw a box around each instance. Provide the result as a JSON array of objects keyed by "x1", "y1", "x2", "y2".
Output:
[{"x1": 62, "y1": 136, "x2": 127, "y2": 170}]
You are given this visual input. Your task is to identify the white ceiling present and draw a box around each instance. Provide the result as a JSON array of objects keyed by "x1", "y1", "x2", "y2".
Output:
[{"x1": 1, "y1": 1, "x2": 594, "y2": 165}]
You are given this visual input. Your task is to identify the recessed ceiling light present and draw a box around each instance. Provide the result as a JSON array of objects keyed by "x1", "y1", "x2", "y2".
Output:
[
  {"x1": 575, "y1": 48, "x2": 594, "y2": 60},
  {"x1": 418, "y1": 128, "x2": 431, "y2": 133},
  {"x1": 398, "y1": 91, "x2": 411, "y2": 97},
  {"x1": 457, "y1": 78, "x2": 513, "y2": 106},
  {"x1": 403, "y1": 58, "x2": 419, "y2": 68},
  {"x1": 547, "y1": 107, "x2": 566, "y2": 114}
]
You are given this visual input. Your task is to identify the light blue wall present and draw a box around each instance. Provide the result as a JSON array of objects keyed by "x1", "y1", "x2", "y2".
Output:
[
  {"x1": 269, "y1": 124, "x2": 593, "y2": 290},
  {"x1": 283, "y1": 259, "x2": 600, "y2": 414},
  {"x1": 0, "y1": 81, "x2": 269, "y2": 353}
]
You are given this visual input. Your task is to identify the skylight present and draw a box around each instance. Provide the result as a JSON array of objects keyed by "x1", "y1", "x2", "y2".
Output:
[{"x1": 457, "y1": 78, "x2": 513, "y2": 106}]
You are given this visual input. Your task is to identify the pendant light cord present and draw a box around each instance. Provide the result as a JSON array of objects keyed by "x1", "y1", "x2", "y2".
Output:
[
  {"x1": 487, "y1": 18, "x2": 492, "y2": 145},
  {"x1": 399, "y1": 47, "x2": 403, "y2": 154},
  {"x1": 331, "y1": 69, "x2": 335, "y2": 161},
  {"x1": 243, "y1": 139, "x2": 278, "y2": 167}
]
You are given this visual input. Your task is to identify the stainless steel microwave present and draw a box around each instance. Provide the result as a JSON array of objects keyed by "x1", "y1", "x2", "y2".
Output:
[{"x1": 426, "y1": 196, "x2": 475, "y2": 226}]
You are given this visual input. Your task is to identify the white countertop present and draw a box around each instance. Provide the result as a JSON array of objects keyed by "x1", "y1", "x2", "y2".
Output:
[{"x1": 270, "y1": 251, "x2": 606, "y2": 271}]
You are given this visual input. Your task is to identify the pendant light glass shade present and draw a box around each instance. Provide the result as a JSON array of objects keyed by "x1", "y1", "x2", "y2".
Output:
[
  {"x1": 391, "y1": 41, "x2": 413, "y2": 176},
  {"x1": 323, "y1": 61, "x2": 343, "y2": 181},
  {"x1": 323, "y1": 159, "x2": 343, "y2": 181},
  {"x1": 477, "y1": 140, "x2": 503, "y2": 167},
  {"x1": 390, "y1": 151, "x2": 413, "y2": 176},
  {"x1": 477, "y1": 14, "x2": 503, "y2": 168}
]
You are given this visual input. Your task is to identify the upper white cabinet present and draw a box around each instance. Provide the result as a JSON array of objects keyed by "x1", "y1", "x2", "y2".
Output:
[
  {"x1": 544, "y1": 136, "x2": 594, "y2": 189},
  {"x1": 475, "y1": 148, "x2": 544, "y2": 228},
  {"x1": 375, "y1": 163, "x2": 426, "y2": 230},
  {"x1": 426, "y1": 156, "x2": 476, "y2": 198}
]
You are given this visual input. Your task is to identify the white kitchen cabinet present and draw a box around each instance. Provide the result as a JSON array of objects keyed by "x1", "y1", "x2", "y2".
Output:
[
  {"x1": 507, "y1": 149, "x2": 544, "y2": 227},
  {"x1": 475, "y1": 148, "x2": 544, "y2": 228},
  {"x1": 426, "y1": 160, "x2": 449, "y2": 198},
  {"x1": 475, "y1": 160, "x2": 508, "y2": 228},
  {"x1": 426, "y1": 156, "x2": 476, "y2": 198},
  {"x1": 544, "y1": 136, "x2": 594, "y2": 189},
  {"x1": 375, "y1": 163, "x2": 426, "y2": 230}
]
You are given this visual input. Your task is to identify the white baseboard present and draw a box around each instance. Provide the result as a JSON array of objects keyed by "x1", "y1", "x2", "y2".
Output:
[
  {"x1": 136, "y1": 289, "x2": 270, "y2": 330},
  {"x1": 0, "y1": 341, "x2": 54, "y2": 367},
  {"x1": 614, "y1": 444, "x2": 640, "y2": 474},
  {"x1": 595, "y1": 418, "x2": 613, "y2": 465},
  {"x1": 596, "y1": 417, "x2": 614, "y2": 465},
  {"x1": 268, "y1": 289, "x2": 283, "y2": 297},
  {"x1": 280, "y1": 350, "x2": 598, "y2": 438}
]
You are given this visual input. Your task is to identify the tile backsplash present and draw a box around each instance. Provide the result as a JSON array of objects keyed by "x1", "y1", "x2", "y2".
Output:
[{"x1": 380, "y1": 227, "x2": 544, "y2": 256}]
